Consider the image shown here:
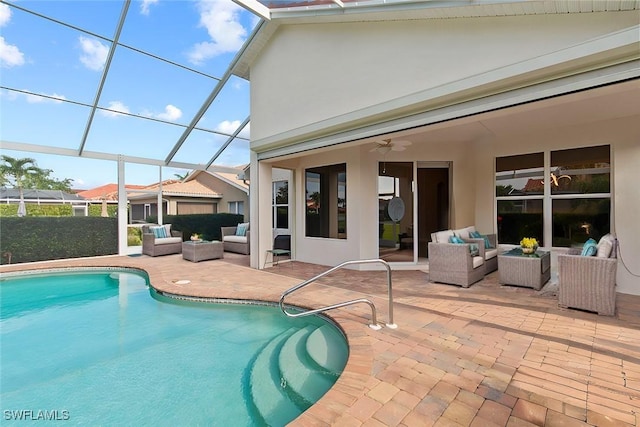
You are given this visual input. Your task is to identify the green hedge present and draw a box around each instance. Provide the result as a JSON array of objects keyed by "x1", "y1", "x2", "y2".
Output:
[
  {"x1": 0, "y1": 203, "x2": 72, "y2": 217},
  {"x1": 147, "y1": 213, "x2": 244, "y2": 241},
  {"x1": 0, "y1": 217, "x2": 118, "y2": 264},
  {"x1": 0, "y1": 203, "x2": 119, "y2": 217}
]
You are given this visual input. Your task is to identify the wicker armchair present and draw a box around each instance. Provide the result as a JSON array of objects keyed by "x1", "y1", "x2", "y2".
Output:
[
  {"x1": 221, "y1": 225, "x2": 250, "y2": 255},
  {"x1": 558, "y1": 235, "x2": 618, "y2": 316},
  {"x1": 142, "y1": 224, "x2": 183, "y2": 257},
  {"x1": 428, "y1": 242, "x2": 485, "y2": 288}
]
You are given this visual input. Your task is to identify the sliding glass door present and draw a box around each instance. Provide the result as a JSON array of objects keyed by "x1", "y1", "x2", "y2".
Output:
[{"x1": 378, "y1": 162, "x2": 414, "y2": 262}]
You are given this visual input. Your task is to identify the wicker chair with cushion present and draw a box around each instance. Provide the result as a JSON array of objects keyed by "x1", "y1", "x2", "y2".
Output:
[
  {"x1": 142, "y1": 224, "x2": 183, "y2": 257},
  {"x1": 428, "y1": 240, "x2": 485, "y2": 288},
  {"x1": 558, "y1": 233, "x2": 618, "y2": 316},
  {"x1": 221, "y1": 223, "x2": 250, "y2": 255}
]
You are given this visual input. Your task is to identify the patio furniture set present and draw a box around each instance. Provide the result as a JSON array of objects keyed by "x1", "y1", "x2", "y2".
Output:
[
  {"x1": 142, "y1": 222, "x2": 252, "y2": 263},
  {"x1": 428, "y1": 226, "x2": 619, "y2": 316}
]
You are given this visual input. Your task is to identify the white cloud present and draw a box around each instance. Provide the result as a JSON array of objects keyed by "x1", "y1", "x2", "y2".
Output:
[
  {"x1": 25, "y1": 92, "x2": 66, "y2": 104},
  {"x1": 0, "y1": 36, "x2": 24, "y2": 68},
  {"x1": 187, "y1": 0, "x2": 246, "y2": 65},
  {"x1": 101, "y1": 101, "x2": 130, "y2": 118},
  {"x1": 79, "y1": 36, "x2": 108, "y2": 71},
  {"x1": 156, "y1": 104, "x2": 182, "y2": 121},
  {"x1": 140, "y1": 0, "x2": 159, "y2": 16},
  {"x1": 216, "y1": 119, "x2": 249, "y2": 138},
  {"x1": 0, "y1": 3, "x2": 11, "y2": 27}
]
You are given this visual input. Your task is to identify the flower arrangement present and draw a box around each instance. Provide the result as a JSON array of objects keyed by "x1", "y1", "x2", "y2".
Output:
[
  {"x1": 190, "y1": 233, "x2": 201, "y2": 241},
  {"x1": 520, "y1": 237, "x2": 538, "y2": 254}
]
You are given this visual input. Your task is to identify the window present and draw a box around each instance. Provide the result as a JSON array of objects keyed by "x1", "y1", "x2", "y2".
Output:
[
  {"x1": 496, "y1": 145, "x2": 610, "y2": 247},
  {"x1": 228, "y1": 201, "x2": 244, "y2": 215},
  {"x1": 550, "y1": 145, "x2": 610, "y2": 247},
  {"x1": 496, "y1": 153, "x2": 544, "y2": 245},
  {"x1": 272, "y1": 181, "x2": 288, "y2": 229},
  {"x1": 305, "y1": 163, "x2": 346, "y2": 239},
  {"x1": 72, "y1": 206, "x2": 86, "y2": 217}
]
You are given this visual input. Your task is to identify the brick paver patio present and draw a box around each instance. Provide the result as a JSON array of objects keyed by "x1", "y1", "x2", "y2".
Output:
[{"x1": 2, "y1": 253, "x2": 638, "y2": 426}]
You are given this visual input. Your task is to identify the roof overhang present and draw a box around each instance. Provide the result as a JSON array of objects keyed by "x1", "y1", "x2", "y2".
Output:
[{"x1": 251, "y1": 25, "x2": 640, "y2": 159}]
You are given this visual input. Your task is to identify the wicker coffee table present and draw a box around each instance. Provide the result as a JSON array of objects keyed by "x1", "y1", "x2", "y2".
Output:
[
  {"x1": 498, "y1": 248, "x2": 551, "y2": 290},
  {"x1": 182, "y1": 240, "x2": 223, "y2": 263}
]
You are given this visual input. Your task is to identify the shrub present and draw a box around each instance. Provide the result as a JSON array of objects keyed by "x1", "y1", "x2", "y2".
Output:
[{"x1": 0, "y1": 217, "x2": 118, "y2": 264}]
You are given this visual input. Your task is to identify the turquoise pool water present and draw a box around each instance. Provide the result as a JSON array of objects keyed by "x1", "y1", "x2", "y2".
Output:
[{"x1": 0, "y1": 269, "x2": 348, "y2": 426}]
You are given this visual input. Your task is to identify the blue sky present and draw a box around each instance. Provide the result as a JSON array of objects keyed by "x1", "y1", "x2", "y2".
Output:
[{"x1": 0, "y1": 0, "x2": 258, "y2": 189}]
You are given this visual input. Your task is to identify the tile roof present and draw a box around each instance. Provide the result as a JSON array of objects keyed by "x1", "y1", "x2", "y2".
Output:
[{"x1": 76, "y1": 184, "x2": 146, "y2": 201}]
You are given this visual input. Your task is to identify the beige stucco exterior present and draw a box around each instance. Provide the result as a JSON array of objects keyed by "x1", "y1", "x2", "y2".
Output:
[{"x1": 247, "y1": 8, "x2": 640, "y2": 295}]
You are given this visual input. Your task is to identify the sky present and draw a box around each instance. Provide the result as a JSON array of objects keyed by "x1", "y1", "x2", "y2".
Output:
[{"x1": 0, "y1": 0, "x2": 259, "y2": 189}]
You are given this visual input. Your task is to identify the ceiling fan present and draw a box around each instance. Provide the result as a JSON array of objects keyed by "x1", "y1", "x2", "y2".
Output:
[{"x1": 370, "y1": 139, "x2": 412, "y2": 154}]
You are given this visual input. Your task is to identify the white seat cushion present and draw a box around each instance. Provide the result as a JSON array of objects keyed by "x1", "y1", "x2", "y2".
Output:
[
  {"x1": 485, "y1": 248, "x2": 498, "y2": 260},
  {"x1": 453, "y1": 226, "x2": 476, "y2": 239},
  {"x1": 223, "y1": 235, "x2": 248, "y2": 243},
  {"x1": 434, "y1": 230, "x2": 454, "y2": 243},
  {"x1": 155, "y1": 237, "x2": 181, "y2": 245},
  {"x1": 472, "y1": 256, "x2": 484, "y2": 269}
]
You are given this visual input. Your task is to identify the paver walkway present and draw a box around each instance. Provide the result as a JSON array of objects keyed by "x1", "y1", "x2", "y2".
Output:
[{"x1": 2, "y1": 254, "x2": 639, "y2": 426}]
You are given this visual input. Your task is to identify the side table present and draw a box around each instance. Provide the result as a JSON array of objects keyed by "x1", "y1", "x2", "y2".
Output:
[
  {"x1": 182, "y1": 240, "x2": 224, "y2": 263},
  {"x1": 498, "y1": 248, "x2": 551, "y2": 290}
]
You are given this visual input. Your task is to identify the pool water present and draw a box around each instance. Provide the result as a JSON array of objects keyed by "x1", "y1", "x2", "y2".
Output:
[{"x1": 0, "y1": 269, "x2": 348, "y2": 426}]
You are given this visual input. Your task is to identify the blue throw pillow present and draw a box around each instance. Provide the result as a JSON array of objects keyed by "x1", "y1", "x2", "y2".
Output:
[
  {"x1": 468, "y1": 243, "x2": 480, "y2": 257},
  {"x1": 235, "y1": 223, "x2": 248, "y2": 237},
  {"x1": 152, "y1": 226, "x2": 167, "y2": 239},
  {"x1": 581, "y1": 238, "x2": 598, "y2": 256},
  {"x1": 449, "y1": 235, "x2": 464, "y2": 244},
  {"x1": 469, "y1": 230, "x2": 491, "y2": 248}
]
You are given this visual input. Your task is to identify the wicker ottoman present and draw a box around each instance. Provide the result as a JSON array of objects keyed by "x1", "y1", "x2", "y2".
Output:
[
  {"x1": 498, "y1": 248, "x2": 551, "y2": 290},
  {"x1": 182, "y1": 241, "x2": 224, "y2": 263}
]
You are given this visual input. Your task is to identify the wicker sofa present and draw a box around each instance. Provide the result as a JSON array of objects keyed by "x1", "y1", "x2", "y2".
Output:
[
  {"x1": 431, "y1": 226, "x2": 498, "y2": 274},
  {"x1": 221, "y1": 224, "x2": 250, "y2": 255},
  {"x1": 558, "y1": 233, "x2": 618, "y2": 316},
  {"x1": 142, "y1": 224, "x2": 183, "y2": 257}
]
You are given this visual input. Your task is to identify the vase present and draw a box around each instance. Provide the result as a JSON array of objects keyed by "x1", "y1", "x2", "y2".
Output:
[{"x1": 521, "y1": 247, "x2": 535, "y2": 254}]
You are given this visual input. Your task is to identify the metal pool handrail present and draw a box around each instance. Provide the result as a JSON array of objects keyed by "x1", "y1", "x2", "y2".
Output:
[{"x1": 279, "y1": 259, "x2": 397, "y2": 330}]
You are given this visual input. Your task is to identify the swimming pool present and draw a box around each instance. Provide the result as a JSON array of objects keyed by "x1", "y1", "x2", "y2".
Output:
[{"x1": 0, "y1": 269, "x2": 348, "y2": 426}]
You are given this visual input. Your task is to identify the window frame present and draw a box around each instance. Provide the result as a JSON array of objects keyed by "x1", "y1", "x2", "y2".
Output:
[
  {"x1": 304, "y1": 163, "x2": 347, "y2": 239},
  {"x1": 272, "y1": 180, "x2": 289, "y2": 230},
  {"x1": 228, "y1": 201, "x2": 244, "y2": 215},
  {"x1": 495, "y1": 145, "x2": 611, "y2": 248}
]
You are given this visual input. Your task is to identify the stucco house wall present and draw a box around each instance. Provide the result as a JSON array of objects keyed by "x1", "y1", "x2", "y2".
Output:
[
  {"x1": 248, "y1": 10, "x2": 640, "y2": 295},
  {"x1": 251, "y1": 12, "x2": 639, "y2": 144},
  {"x1": 194, "y1": 173, "x2": 249, "y2": 221}
]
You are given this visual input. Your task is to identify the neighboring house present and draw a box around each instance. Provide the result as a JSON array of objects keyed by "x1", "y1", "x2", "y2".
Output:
[
  {"x1": 126, "y1": 169, "x2": 249, "y2": 222},
  {"x1": 76, "y1": 183, "x2": 146, "y2": 201},
  {"x1": 238, "y1": 2, "x2": 640, "y2": 295},
  {"x1": 0, "y1": 188, "x2": 88, "y2": 215}
]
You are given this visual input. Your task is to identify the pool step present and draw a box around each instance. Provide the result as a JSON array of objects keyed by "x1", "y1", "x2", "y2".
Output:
[
  {"x1": 248, "y1": 323, "x2": 347, "y2": 426},
  {"x1": 278, "y1": 325, "x2": 335, "y2": 404},
  {"x1": 248, "y1": 329, "x2": 302, "y2": 427},
  {"x1": 306, "y1": 324, "x2": 349, "y2": 373}
]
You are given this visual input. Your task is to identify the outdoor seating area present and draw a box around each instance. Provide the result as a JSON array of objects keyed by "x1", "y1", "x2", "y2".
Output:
[{"x1": 428, "y1": 228, "x2": 622, "y2": 319}]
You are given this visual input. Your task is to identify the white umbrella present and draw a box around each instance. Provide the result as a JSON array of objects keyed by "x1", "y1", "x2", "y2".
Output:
[{"x1": 17, "y1": 199, "x2": 26, "y2": 217}]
